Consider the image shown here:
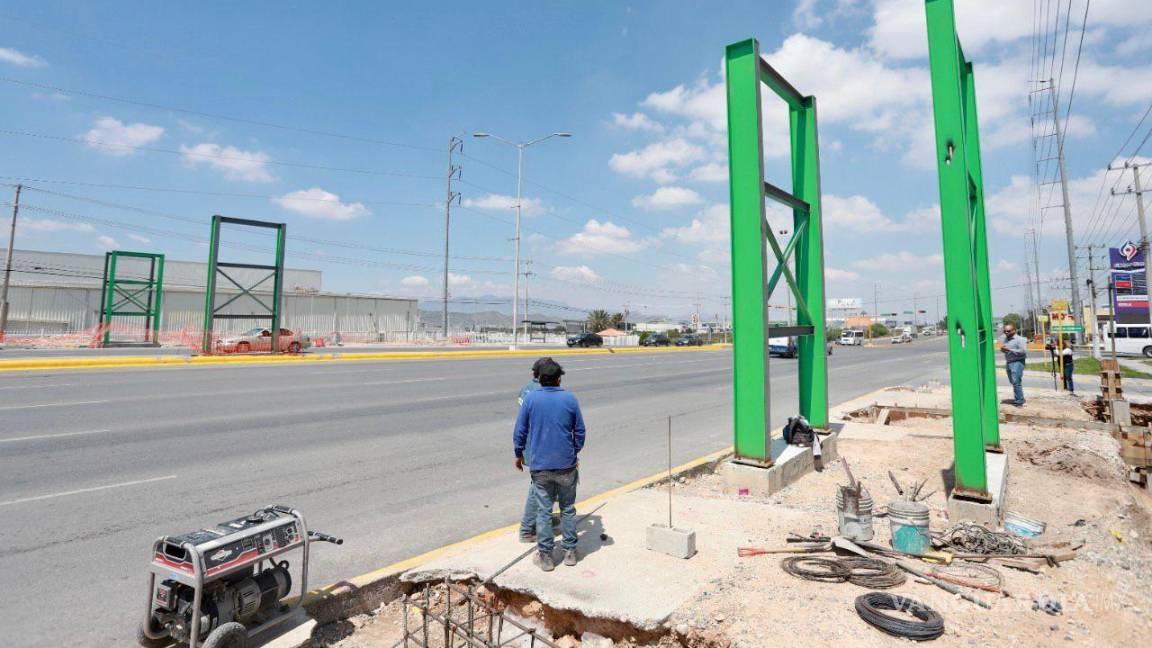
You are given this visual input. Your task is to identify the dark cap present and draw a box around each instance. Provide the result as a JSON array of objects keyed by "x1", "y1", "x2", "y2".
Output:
[
  {"x1": 532, "y1": 356, "x2": 553, "y2": 375},
  {"x1": 536, "y1": 358, "x2": 565, "y2": 381}
]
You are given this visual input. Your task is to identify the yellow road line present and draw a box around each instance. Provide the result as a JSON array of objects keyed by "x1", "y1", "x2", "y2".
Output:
[
  {"x1": 0, "y1": 344, "x2": 731, "y2": 373},
  {"x1": 305, "y1": 446, "x2": 733, "y2": 599}
]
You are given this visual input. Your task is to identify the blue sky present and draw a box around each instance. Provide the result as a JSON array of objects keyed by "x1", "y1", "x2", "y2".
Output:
[{"x1": 2, "y1": 0, "x2": 1151, "y2": 322}]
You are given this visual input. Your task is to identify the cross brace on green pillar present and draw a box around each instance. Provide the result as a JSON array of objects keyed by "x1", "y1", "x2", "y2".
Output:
[
  {"x1": 100, "y1": 250, "x2": 165, "y2": 347},
  {"x1": 924, "y1": 0, "x2": 1001, "y2": 501},
  {"x1": 725, "y1": 38, "x2": 829, "y2": 466}
]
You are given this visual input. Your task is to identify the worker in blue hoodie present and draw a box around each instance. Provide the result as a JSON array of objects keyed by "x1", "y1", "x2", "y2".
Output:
[
  {"x1": 516, "y1": 357, "x2": 548, "y2": 543},
  {"x1": 513, "y1": 358, "x2": 586, "y2": 571}
]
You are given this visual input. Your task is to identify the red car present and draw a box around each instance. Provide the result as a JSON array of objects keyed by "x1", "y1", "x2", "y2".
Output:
[{"x1": 216, "y1": 327, "x2": 311, "y2": 353}]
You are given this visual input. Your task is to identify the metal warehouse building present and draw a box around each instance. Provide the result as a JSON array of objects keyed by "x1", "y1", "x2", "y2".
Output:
[{"x1": 0, "y1": 249, "x2": 419, "y2": 343}]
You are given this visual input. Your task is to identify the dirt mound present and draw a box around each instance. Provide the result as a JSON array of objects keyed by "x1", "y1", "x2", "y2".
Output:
[{"x1": 1014, "y1": 433, "x2": 1128, "y2": 482}]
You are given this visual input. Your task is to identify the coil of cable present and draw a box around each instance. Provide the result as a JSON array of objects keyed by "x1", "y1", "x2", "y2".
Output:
[
  {"x1": 838, "y1": 557, "x2": 906, "y2": 589},
  {"x1": 780, "y1": 556, "x2": 850, "y2": 582},
  {"x1": 854, "y1": 592, "x2": 944, "y2": 641}
]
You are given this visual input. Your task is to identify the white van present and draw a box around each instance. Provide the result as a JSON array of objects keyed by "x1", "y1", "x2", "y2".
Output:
[
  {"x1": 839, "y1": 330, "x2": 865, "y2": 346},
  {"x1": 1098, "y1": 323, "x2": 1152, "y2": 357}
]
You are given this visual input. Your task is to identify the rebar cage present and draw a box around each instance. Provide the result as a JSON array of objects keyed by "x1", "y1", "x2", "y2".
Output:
[
  {"x1": 925, "y1": 0, "x2": 1001, "y2": 500},
  {"x1": 725, "y1": 38, "x2": 829, "y2": 465}
]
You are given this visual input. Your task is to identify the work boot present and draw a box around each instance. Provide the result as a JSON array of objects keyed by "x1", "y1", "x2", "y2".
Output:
[
  {"x1": 533, "y1": 551, "x2": 555, "y2": 572},
  {"x1": 519, "y1": 533, "x2": 537, "y2": 544},
  {"x1": 563, "y1": 549, "x2": 578, "y2": 567}
]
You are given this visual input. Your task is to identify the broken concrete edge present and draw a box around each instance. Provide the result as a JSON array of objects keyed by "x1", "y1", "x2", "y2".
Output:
[{"x1": 264, "y1": 446, "x2": 736, "y2": 647}]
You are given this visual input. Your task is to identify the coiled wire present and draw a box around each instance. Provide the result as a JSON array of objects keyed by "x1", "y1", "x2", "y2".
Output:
[
  {"x1": 854, "y1": 592, "x2": 945, "y2": 641},
  {"x1": 780, "y1": 556, "x2": 850, "y2": 582},
  {"x1": 939, "y1": 523, "x2": 1026, "y2": 555},
  {"x1": 838, "y1": 557, "x2": 906, "y2": 589}
]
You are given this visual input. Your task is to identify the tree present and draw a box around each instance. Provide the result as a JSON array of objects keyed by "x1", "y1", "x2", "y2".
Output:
[
  {"x1": 587, "y1": 309, "x2": 610, "y2": 332},
  {"x1": 869, "y1": 322, "x2": 890, "y2": 338},
  {"x1": 1002, "y1": 313, "x2": 1023, "y2": 331},
  {"x1": 936, "y1": 317, "x2": 947, "y2": 330},
  {"x1": 609, "y1": 312, "x2": 625, "y2": 329}
]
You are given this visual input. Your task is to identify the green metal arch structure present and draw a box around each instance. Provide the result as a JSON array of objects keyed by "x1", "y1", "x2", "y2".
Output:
[
  {"x1": 100, "y1": 250, "x2": 164, "y2": 347},
  {"x1": 925, "y1": 0, "x2": 1001, "y2": 501},
  {"x1": 725, "y1": 38, "x2": 828, "y2": 466}
]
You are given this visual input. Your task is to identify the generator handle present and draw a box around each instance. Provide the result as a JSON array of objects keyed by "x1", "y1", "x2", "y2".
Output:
[{"x1": 309, "y1": 531, "x2": 344, "y2": 545}]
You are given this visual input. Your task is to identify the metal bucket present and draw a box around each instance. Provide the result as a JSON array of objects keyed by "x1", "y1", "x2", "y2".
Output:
[
  {"x1": 835, "y1": 486, "x2": 874, "y2": 541},
  {"x1": 888, "y1": 499, "x2": 931, "y2": 555}
]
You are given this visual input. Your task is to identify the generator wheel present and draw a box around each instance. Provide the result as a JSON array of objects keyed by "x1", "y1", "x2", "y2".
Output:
[
  {"x1": 202, "y1": 622, "x2": 247, "y2": 648},
  {"x1": 135, "y1": 620, "x2": 169, "y2": 648}
]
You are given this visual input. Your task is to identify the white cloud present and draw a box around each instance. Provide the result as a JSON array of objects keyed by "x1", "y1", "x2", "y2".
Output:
[
  {"x1": 462, "y1": 193, "x2": 545, "y2": 215},
  {"x1": 179, "y1": 142, "x2": 274, "y2": 183},
  {"x1": 82, "y1": 117, "x2": 165, "y2": 157},
  {"x1": 448, "y1": 272, "x2": 472, "y2": 286},
  {"x1": 996, "y1": 260, "x2": 1020, "y2": 272},
  {"x1": 821, "y1": 194, "x2": 938, "y2": 232},
  {"x1": 609, "y1": 138, "x2": 705, "y2": 183},
  {"x1": 826, "y1": 267, "x2": 861, "y2": 281},
  {"x1": 96, "y1": 235, "x2": 120, "y2": 249},
  {"x1": 852, "y1": 251, "x2": 943, "y2": 271},
  {"x1": 794, "y1": 0, "x2": 824, "y2": 29},
  {"x1": 127, "y1": 234, "x2": 152, "y2": 244},
  {"x1": 401, "y1": 275, "x2": 429, "y2": 287},
  {"x1": 631, "y1": 186, "x2": 704, "y2": 210},
  {"x1": 662, "y1": 204, "x2": 729, "y2": 244},
  {"x1": 611, "y1": 112, "x2": 664, "y2": 133},
  {"x1": 20, "y1": 219, "x2": 94, "y2": 232},
  {"x1": 688, "y1": 162, "x2": 727, "y2": 183},
  {"x1": 558, "y1": 219, "x2": 646, "y2": 255},
  {"x1": 273, "y1": 188, "x2": 370, "y2": 221},
  {"x1": 550, "y1": 265, "x2": 601, "y2": 283},
  {"x1": 0, "y1": 47, "x2": 46, "y2": 68}
]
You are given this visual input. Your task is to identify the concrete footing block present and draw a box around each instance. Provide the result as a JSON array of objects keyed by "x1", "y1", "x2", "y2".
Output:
[
  {"x1": 646, "y1": 524, "x2": 696, "y2": 559},
  {"x1": 719, "y1": 431, "x2": 839, "y2": 497},
  {"x1": 1111, "y1": 400, "x2": 1132, "y2": 426},
  {"x1": 947, "y1": 451, "x2": 1009, "y2": 528}
]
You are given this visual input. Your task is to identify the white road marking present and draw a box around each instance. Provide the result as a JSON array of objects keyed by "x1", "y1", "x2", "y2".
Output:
[
  {"x1": 0, "y1": 474, "x2": 178, "y2": 508},
  {"x1": 0, "y1": 429, "x2": 115, "y2": 444},
  {"x1": 0, "y1": 399, "x2": 108, "y2": 411},
  {"x1": 0, "y1": 383, "x2": 76, "y2": 391}
]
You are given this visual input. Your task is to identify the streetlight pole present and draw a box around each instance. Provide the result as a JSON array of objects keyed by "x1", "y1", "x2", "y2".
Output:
[{"x1": 474, "y1": 132, "x2": 571, "y2": 349}]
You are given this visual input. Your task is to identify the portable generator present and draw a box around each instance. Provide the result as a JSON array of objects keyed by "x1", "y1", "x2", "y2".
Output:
[{"x1": 138, "y1": 505, "x2": 342, "y2": 648}]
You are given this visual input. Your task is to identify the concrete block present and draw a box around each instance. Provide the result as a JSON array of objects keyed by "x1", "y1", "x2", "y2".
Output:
[
  {"x1": 646, "y1": 524, "x2": 696, "y2": 559},
  {"x1": 947, "y1": 451, "x2": 1009, "y2": 528},
  {"x1": 720, "y1": 431, "x2": 839, "y2": 497}
]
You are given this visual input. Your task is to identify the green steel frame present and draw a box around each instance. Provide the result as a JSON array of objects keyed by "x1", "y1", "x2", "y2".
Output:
[
  {"x1": 725, "y1": 38, "x2": 828, "y2": 466},
  {"x1": 201, "y1": 215, "x2": 287, "y2": 354},
  {"x1": 925, "y1": 0, "x2": 1000, "y2": 501},
  {"x1": 100, "y1": 250, "x2": 165, "y2": 346}
]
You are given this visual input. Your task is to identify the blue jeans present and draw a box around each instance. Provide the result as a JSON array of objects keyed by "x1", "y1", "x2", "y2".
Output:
[
  {"x1": 1006, "y1": 360, "x2": 1025, "y2": 404},
  {"x1": 530, "y1": 468, "x2": 578, "y2": 554},
  {"x1": 1063, "y1": 362, "x2": 1074, "y2": 392},
  {"x1": 519, "y1": 483, "x2": 537, "y2": 538}
]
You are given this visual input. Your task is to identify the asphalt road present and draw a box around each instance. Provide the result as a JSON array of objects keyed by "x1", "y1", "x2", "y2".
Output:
[{"x1": 0, "y1": 339, "x2": 949, "y2": 647}]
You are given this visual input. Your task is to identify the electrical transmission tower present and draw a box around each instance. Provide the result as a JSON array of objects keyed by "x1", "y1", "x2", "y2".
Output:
[{"x1": 442, "y1": 136, "x2": 463, "y2": 340}]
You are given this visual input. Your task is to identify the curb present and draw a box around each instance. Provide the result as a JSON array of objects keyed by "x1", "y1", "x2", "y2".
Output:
[
  {"x1": 272, "y1": 446, "x2": 734, "y2": 646},
  {"x1": 0, "y1": 344, "x2": 732, "y2": 373}
]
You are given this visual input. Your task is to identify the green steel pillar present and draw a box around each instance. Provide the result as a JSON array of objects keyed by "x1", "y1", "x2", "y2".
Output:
[
  {"x1": 202, "y1": 215, "x2": 222, "y2": 354},
  {"x1": 152, "y1": 254, "x2": 165, "y2": 343},
  {"x1": 726, "y1": 38, "x2": 829, "y2": 464},
  {"x1": 99, "y1": 251, "x2": 165, "y2": 347},
  {"x1": 924, "y1": 0, "x2": 995, "y2": 499},
  {"x1": 726, "y1": 38, "x2": 773, "y2": 464},
  {"x1": 791, "y1": 97, "x2": 829, "y2": 428},
  {"x1": 101, "y1": 252, "x2": 118, "y2": 346},
  {"x1": 271, "y1": 221, "x2": 287, "y2": 354}
]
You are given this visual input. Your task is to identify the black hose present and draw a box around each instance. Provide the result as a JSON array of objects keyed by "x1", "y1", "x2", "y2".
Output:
[
  {"x1": 854, "y1": 592, "x2": 945, "y2": 641},
  {"x1": 839, "y1": 557, "x2": 906, "y2": 589}
]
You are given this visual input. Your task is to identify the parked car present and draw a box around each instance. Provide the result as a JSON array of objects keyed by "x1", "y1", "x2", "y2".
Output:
[
  {"x1": 216, "y1": 327, "x2": 311, "y2": 353},
  {"x1": 676, "y1": 335, "x2": 706, "y2": 346},
  {"x1": 641, "y1": 333, "x2": 672, "y2": 346},
  {"x1": 567, "y1": 332, "x2": 604, "y2": 348}
]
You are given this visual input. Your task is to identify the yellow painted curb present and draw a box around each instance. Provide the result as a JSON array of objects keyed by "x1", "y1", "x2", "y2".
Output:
[
  {"x1": 304, "y1": 445, "x2": 734, "y2": 601},
  {"x1": 0, "y1": 344, "x2": 731, "y2": 373}
]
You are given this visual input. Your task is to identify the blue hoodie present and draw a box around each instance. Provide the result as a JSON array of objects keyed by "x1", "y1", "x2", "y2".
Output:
[{"x1": 513, "y1": 386, "x2": 586, "y2": 471}]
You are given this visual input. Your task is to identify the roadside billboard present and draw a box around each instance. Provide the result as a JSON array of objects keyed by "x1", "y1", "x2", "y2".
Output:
[
  {"x1": 1110, "y1": 242, "x2": 1148, "y2": 323},
  {"x1": 827, "y1": 298, "x2": 862, "y2": 310}
]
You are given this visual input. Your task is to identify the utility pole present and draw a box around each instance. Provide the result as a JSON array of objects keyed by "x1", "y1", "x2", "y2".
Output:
[
  {"x1": 1048, "y1": 79, "x2": 1083, "y2": 333},
  {"x1": 0, "y1": 183, "x2": 21, "y2": 340},
  {"x1": 1109, "y1": 160, "x2": 1152, "y2": 336},
  {"x1": 1086, "y1": 245, "x2": 1102, "y2": 359},
  {"x1": 521, "y1": 259, "x2": 533, "y2": 341},
  {"x1": 1030, "y1": 227, "x2": 1044, "y2": 310},
  {"x1": 442, "y1": 137, "x2": 462, "y2": 342}
]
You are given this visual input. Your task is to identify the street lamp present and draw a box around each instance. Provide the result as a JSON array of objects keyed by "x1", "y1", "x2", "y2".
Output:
[{"x1": 472, "y1": 132, "x2": 572, "y2": 348}]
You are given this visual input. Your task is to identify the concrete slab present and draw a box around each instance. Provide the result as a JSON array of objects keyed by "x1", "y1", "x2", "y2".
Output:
[
  {"x1": 718, "y1": 428, "x2": 839, "y2": 497},
  {"x1": 400, "y1": 489, "x2": 815, "y2": 631},
  {"x1": 947, "y1": 450, "x2": 1009, "y2": 527}
]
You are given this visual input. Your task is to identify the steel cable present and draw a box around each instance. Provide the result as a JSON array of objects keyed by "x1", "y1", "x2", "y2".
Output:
[
  {"x1": 854, "y1": 593, "x2": 945, "y2": 641},
  {"x1": 838, "y1": 557, "x2": 906, "y2": 589},
  {"x1": 780, "y1": 556, "x2": 850, "y2": 583}
]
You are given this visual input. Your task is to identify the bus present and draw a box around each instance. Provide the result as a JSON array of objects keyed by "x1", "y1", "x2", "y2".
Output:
[{"x1": 1097, "y1": 323, "x2": 1152, "y2": 357}]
